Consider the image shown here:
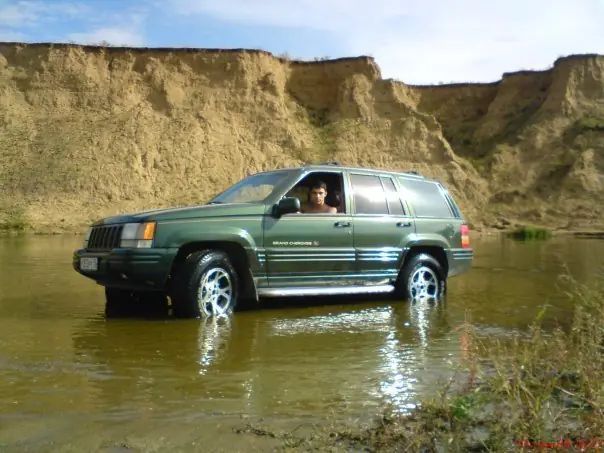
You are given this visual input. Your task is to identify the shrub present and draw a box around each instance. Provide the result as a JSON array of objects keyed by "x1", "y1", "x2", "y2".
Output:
[
  {"x1": 575, "y1": 117, "x2": 604, "y2": 132},
  {"x1": 0, "y1": 207, "x2": 28, "y2": 232},
  {"x1": 508, "y1": 225, "x2": 551, "y2": 240}
]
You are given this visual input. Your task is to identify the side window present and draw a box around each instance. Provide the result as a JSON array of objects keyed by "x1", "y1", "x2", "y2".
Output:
[
  {"x1": 351, "y1": 174, "x2": 388, "y2": 215},
  {"x1": 398, "y1": 178, "x2": 454, "y2": 218},
  {"x1": 381, "y1": 177, "x2": 406, "y2": 215},
  {"x1": 284, "y1": 172, "x2": 346, "y2": 214}
]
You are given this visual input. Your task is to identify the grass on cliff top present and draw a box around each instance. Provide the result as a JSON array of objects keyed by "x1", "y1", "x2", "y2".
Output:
[{"x1": 236, "y1": 275, "x2": 604, "y2": 451}]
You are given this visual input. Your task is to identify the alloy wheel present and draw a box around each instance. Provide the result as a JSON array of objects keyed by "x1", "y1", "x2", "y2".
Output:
[
  {"x1": 197, "y1": 267, "x2": 233, "y2": 317},
  {"x1": 408, "y1": 265, "x2": 440, "y2": 301}
]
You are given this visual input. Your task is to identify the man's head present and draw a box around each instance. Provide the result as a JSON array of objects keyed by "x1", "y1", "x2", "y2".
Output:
[{"x1": 308, "y1": 180, "x2": 328, "y2": 206}]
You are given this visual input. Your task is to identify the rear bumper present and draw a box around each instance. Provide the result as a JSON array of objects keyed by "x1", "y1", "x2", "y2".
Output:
[
  {"x1": 447, "y1": 248, "x2": 473, "y2": 277},
  {"x1": 73, "y1": 247, "x2": 178, "y2": 291}
]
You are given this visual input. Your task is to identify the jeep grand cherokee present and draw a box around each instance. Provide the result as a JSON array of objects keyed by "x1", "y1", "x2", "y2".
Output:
[{"x1": 74, "y1": 164, "x2": 473, "y2": 317}]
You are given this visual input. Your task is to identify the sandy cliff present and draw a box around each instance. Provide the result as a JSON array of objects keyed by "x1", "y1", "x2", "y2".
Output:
[{"x1": 0, "y1": 43, "x2": 602, "y2": 232}]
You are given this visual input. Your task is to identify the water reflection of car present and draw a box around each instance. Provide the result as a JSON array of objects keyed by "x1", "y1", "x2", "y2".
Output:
[
  {"x1": 71, "y1": 301, "x2": 453, "y2": 417},
  {"x1": 73, "y1": 164, "x2": 473, "y2": 317}
]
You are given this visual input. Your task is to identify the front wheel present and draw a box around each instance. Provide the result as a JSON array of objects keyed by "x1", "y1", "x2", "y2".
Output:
[
  {"x1": 171, "y1": 250, "x2": 239, "y2": 318},
  {"x1": 396, "y1": 253, "x2": 445, "y2": 301}
]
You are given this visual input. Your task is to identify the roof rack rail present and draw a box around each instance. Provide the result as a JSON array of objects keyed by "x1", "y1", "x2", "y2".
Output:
[
  {"x1": 404, "y1": 170, "x2": 421, "y2": 176},
  {"x1": 320, "y1": 161, "x2": 341, "y2": 166}
]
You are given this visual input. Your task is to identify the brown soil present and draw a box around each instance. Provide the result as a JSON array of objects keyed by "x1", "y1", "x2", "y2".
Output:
[{"x1": 0, "y1": 43, "x2": 602, "y2": 232}]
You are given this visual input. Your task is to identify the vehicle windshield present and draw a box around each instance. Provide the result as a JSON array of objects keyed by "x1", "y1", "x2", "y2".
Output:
[{"x1": 209, "y1": 171, "x2": 291, "y2": 204}]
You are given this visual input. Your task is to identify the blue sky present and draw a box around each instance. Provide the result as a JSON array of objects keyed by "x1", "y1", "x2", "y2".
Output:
[{"x1": 0, "y1": 0, "x2": 602, "y2": 84}]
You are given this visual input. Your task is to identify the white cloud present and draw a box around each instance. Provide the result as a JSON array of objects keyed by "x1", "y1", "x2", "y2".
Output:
[
  {"x1": 67, "y1": 27, "x2": 145, "y2": 47},
  {"x1": 368, "y1": 1, "x2": 604, "y2": 82},
  {"x1": 0, "y1": 1, "x2": 89, "y2": 26},
  {"x1": 170, "y1": 0, "x2": 604, "y2": 83},
  {"x1": 0, "y1": 1, "x2": 146, "y2": 47},
  {"x1": 0, "y1": 1, "x2": 42, "y2": 26}
]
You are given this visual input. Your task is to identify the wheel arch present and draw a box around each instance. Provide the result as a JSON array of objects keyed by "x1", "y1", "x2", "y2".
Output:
[
  {"x1": 169, "y1": 241, "x2": 257, "y2": 302},
  {"x1": 399, "y1": 245, "x2": 449, "y2": 279}
]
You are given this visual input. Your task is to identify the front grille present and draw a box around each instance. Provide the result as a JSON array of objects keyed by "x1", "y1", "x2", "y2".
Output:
[{"x1": 88, "y1": 225, "x2": 123, "y2": 250}]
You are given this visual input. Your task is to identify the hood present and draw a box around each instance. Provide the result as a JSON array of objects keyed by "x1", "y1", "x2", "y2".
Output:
[{"x1": 94, "y1": 203, "x2": 266, "y2": 225}]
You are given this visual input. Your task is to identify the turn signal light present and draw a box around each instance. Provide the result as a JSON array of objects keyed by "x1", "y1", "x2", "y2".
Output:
[
  {"x1": 120, "y1": 222, "x2": 156, "y2": 248},
  {"x1": 461, "y1": 224, "x2": 470, "y2": 248},
  {"x1": 142, "y1": 222, "x2": 156, "y2": 240}
]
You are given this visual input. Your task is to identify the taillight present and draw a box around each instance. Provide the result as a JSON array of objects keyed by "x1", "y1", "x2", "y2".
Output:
[{"x1": 461, "y1": 224, "x2": 470, "y2": 248}]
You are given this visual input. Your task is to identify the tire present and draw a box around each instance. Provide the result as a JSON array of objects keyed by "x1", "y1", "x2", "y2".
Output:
[
  {"x1": 171, "y1": 250, "x2": 239, "y2": 318},
  {"x1": 105, "y1": 288, "x2": 168, "y2": 318},
  {"x1": 396, "y1": 253, "x2": 445, "y2": 301},
  {"x1": 105, "y1": 288, "x2": 136, "y2": 317}
]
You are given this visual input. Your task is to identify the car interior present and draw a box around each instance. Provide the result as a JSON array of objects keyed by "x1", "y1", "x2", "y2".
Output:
[{"x1": 285, "y1": 172, "x2": 346, "y2": 213}]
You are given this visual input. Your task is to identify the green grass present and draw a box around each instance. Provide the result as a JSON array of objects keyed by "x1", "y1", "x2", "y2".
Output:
[
  {"x1": 576, "y1": 116, "x2": 604, "y2": 132},
  {"x1": 0, "y1": 207, "x2": 28, "y2": 232},
  {"x1": 508, "y1": 225, "x2": 552, "y2": 240}
]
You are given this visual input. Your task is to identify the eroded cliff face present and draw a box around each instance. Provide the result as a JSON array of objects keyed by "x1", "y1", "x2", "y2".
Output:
[
  {"x1": 413, "y1": 56, "x2": 604, "y2": 230},
  {"x1": 0, "y1": 43, "x2": 602, "y2": 232}
]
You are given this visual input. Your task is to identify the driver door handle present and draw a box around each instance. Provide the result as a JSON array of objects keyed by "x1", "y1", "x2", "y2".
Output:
[
  {"x1": 334, "y1": 221, "x2": 351, "y2": 228},
  {"x1": 396, "y1": 221, "x2": 412, "y2": 228}
]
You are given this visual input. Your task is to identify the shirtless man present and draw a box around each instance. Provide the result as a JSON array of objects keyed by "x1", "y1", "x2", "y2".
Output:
[{"x1": 301, "y1": 180, "x2": 337, "y2": 214}]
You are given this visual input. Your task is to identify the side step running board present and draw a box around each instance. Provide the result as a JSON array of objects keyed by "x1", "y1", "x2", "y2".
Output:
[{"x1": 257, "y1": 285, "x2": 395, "y2": 298}]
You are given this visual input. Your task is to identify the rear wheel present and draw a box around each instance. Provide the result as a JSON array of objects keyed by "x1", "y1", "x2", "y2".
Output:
[
  {"x1": 171, "y1": 250, "x2": 238, "y2": 318},
  {"x1": 396, "y1": 253, "x2": 445, "y2": 301}
]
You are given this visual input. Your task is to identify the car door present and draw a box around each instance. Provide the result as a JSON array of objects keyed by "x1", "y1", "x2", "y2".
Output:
[
  {"x1": 263, "y1": 172, "x2": 355, "y2": 288},
  {"x1": 350, "y1": 173, "x2": 415, "y2": 285}
]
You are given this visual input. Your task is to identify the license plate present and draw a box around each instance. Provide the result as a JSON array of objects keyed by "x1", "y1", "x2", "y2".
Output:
[{"x1": 80, "y1": 257, "x2": 98, "y2": 271}]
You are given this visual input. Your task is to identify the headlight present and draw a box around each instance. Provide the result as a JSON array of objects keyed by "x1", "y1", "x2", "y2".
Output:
[
  {"x1": 83, "y1": 227, "x2": 92, "y2": 248},
  {"x1": 120, "y1": 222, "x2": 156, "y2": 248}
]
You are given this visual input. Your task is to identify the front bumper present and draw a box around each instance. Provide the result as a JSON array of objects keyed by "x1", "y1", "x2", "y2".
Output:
[
  {"x1": 73, "y1": 247, "x2": 178, "y2": 291},
  {"x1": 447, "y1": 248, "x2": 473, "y2": 277}
]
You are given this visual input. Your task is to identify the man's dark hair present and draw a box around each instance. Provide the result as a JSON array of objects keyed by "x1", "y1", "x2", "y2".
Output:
[{"x1": 309, "y1": 180, "x2": 328, "y2": 191}]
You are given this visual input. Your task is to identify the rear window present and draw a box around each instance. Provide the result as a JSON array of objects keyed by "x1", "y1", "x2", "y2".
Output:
[
  {"x1": 398, "y1": 178, "x2": 454, "y2": 218},
  {"x1": 350, "y1": 174, "x2": 388, "y2": 215}
]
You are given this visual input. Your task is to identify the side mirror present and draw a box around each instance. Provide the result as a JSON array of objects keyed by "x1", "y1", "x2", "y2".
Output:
[{"x1": 273, "y1": 197, "x2": 300, "y2": 217}]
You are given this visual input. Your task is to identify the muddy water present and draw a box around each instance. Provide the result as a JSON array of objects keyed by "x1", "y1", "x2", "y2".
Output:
[{"x1": 0, "y1": 235, "x2": 602, "y2": 450}]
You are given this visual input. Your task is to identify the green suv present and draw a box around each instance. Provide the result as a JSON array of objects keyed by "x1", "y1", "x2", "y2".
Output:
[{"x1": 73, "y1": 164, "x2": 473, "y2": 317}]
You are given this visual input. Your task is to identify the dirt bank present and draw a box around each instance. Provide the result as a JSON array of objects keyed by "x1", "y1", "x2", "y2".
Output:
[{"x1": 0, "y1": 43, "x2": 602, "y2": 232}]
